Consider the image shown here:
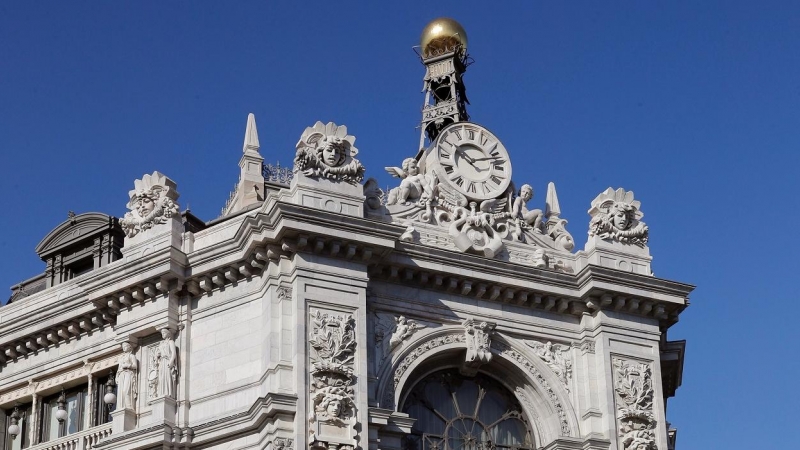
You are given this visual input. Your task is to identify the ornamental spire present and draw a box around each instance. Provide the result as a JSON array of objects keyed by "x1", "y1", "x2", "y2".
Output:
[{"x1": 243, "y1": 113, "x2": 260, "y2": 154}]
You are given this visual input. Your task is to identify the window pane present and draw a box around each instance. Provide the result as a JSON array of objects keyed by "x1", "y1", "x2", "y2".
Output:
[
  {"x1": 65, "y1": 392, "x2": 80, "y2": 435},
  {"x1": 46, "y1": 401, "x2": 59, "y2": 441}
]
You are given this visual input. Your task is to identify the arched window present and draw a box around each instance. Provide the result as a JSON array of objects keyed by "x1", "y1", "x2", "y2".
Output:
[{"x1": 402, "y1": 369, "x2": 534, "y2": 450}]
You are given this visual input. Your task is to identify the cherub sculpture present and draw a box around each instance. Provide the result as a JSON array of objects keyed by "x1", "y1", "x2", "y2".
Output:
[
  {"x1": 294, "y1": 121, "x2": 365, "y2": 184},
  {"x1": 385, "y1": 158, "x2": 427, "y2": 205},
  {"x1": 511, "y1": 184, "x2": 544, "y2": 233}
]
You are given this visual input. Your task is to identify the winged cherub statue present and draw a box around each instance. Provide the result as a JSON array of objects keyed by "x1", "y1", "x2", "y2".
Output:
[{"x1": 385, "y1": 158, "x2": 427, "y2": 205}]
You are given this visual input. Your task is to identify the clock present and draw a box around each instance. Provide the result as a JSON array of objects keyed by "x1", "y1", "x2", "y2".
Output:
[{"x1": 434, "y1": 123, "x2": 512, "y2": 201}]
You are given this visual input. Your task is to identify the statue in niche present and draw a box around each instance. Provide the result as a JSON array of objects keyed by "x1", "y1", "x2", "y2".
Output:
[
  {"x1": 119, "y1": 171, "x2": 179, "y2": 238},
  {"x1": 511, "y1": 184, "x2": 544, "y2": 233},
  {"x1": 385, "y1": 158, "x2": 428, "y2": 205},
  {"x1": 588, "y1": 187, "x2": 649, "y2": 246},
  {"x1": 149, "y1": 328, "x2": 178, "y2": 399},
  {"x1": 115, "y1": 342, "x2": 138, "y2": 410},
  {"x1": 294, "y1": 121, "x2": 365, "y2": 184}
]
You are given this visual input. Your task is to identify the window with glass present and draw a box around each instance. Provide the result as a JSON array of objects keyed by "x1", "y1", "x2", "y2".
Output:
[
  {"x1": 402, "y1": 369, "x2": 534, "y2": 450},
  {"x1": 4, "y1": 404, "x2": 31, "y2": 450},
  {"x1": 40, "y1": 386, "x2": 89, "y2": 442}
]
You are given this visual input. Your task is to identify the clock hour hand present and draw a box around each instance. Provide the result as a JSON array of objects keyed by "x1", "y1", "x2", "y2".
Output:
[{"x1": 454, "y1": 147, "x2": 476, "y2": 165}]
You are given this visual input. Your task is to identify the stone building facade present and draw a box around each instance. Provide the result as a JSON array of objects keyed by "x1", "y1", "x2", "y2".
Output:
[{"x1": 0, "y1": 19, "x2": 690, "y2": 450}]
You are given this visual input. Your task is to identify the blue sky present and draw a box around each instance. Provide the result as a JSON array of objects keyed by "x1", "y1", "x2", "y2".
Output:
[{"x1": 1, "y1": 2, "x2": 798, "y2": 448}]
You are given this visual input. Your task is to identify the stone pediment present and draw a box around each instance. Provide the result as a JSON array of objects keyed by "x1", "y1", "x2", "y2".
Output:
[{"x1": 35, "y1": 212, "x2": 119, "y2": 259}]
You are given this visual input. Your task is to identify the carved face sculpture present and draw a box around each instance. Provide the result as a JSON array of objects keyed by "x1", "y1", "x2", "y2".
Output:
[
  {"x1": 610, "y1": 204, "x2": 630, "y2": 230},
  {"x1": 320, "y1": 138, "x2": 346, "y2": 167},
  {"x1": 121, "y1": 342, "x2": 132, "y2": 353},
  {"x1": 326, "y1": 399, "x2": 342, "y2": 417},
  {"x1": 136, "y1": 195, "x2": 155, "y2": 218},
  {"x1": 520, "y1": 185, "x2": 533, "y2": 202},
  {"x1": 160, "y1": 328, "x2": 171, "y2": 340},
  {"x1": 405, "y1": 159, "x2": 419, "y2": 177}
]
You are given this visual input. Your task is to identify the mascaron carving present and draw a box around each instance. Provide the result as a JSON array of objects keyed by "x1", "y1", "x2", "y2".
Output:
[
  {"x1": 525, "y1": 340, "x2": 573, "y2": 393},
  {"x1": 589, "y1": 188, "x2": 649, "y2": 247},
  {"x1": 294, "y1": 121, "x2": 365, "y2": 184},
  {"x1": 120, "y1": 171, "x2": 179, "y2": 238},
  {"x1": 613, "y1": 358, "x2": 657, "y2": 450}
]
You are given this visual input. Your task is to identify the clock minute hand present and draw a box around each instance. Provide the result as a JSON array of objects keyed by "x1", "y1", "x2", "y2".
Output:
[{"x1": 471, "y1": 156, "x2": 502, "y2": 162}]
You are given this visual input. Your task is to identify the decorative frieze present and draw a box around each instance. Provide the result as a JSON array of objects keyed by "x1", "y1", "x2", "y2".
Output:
[{"x1": 613, "y1": 358, "x2": 657, "y2": 450}]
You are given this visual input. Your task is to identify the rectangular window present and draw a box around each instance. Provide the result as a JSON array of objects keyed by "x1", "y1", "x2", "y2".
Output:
[
  {"x1": 39, "y1": 387, "x2": 87, "y2": 442},
  {"x1": 4, "y1": 404, "x2": 31, "y2": 450},
  {"x1": 94, "y1": 379, "x2": 115, "y2": 426}
]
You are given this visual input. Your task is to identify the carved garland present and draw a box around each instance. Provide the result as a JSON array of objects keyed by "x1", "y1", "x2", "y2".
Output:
[
  {"x1": 384, "y1": 332, "x2": 572, "y2": 437},
  {"x1": 613, "y1": 358, "x2": 657, "y2": 450}
]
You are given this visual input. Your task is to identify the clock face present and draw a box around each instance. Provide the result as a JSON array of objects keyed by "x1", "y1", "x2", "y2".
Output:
[{"x1": 434, "y1": 123, "x2": 512, "y2": 201}]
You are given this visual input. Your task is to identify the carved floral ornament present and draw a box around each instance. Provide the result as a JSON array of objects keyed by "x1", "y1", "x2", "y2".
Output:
[
  {"x1": 120, "y1": 171, "x2": 180, "y2": 238},
  {"x1": 613, "y1": 358, "x2": 658, "y2": 450},
  {"x1": 308, "y1": 309, "x2": 357, "y2": 444},
  {"x1": 294, "y1": 121, "x2": 365, "y2": 184},
  {"x1": 588, "y1": 188, "x2": 649, "y2": 247}
]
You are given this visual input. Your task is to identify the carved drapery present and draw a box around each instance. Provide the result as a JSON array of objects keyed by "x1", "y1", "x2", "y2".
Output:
[{"x1": 148, "y1": 328, "x2": 178, "y2": 400}]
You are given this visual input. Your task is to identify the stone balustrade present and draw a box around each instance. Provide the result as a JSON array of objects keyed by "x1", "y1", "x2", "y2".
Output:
[{"x1": 29, "y1": 423, "x2": 112, "y2": 450}]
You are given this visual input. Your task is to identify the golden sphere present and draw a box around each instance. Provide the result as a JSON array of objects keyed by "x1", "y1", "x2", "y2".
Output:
[{"x1": 420, "y1": 18, "x2": 468, "y2": 58}]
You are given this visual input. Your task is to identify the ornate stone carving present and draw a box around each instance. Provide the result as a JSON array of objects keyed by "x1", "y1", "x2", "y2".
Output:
[
  {"x1": 571, "y1": 339, "x2": 596, "y2": 354},
  {"x1": 385, "y1": 159, "x2": 437, "y2": 206},
  {"x1": 380, "y1": 150, "x2": 575, "y2": 259},
  {"x1": 148, "y1": 328, "x2": 178, "y2": 400},
  {"x1": 273, "y1": 438, "x2": 294, "y2": 450},
  {"x1": 308, "y1": 310, "x2": 356, "y2": 442},
  {"x1": 613, "y1": 358, "x2": 657, "y2": 450},
  {"x1": 115, "y1": 342, "x2": 138, "y2": 410},
  {"x1": 463, "y1": 319, "x2": 495, "y2": 368},
  {"x1": 532, "y1": 248, "x2": 549, "y2": 268},
  {"x1": 588, "y1": 188, "x2": 649, "y2": 247},
  {"x1": 525, "y1": 340, "x2": 573, "y2": 392},
  {"x1": 362, "y1": 178, "x2": 385, "y2": 211},
  {"x1": 375, "y1": 314, "x2": 423, "y2": 365},
  {"x1": 120, "y1": 171, "x2": 179, "y2": 238},
  {"x1": 294, "y1": 122, "x2": 365, "y2": 184},
  {"x1": 276, "y1": 286, "x2": 293, "y2": 301},
  {"x1": 494, "y1": 342, "x2": 571, "y2": 436}
]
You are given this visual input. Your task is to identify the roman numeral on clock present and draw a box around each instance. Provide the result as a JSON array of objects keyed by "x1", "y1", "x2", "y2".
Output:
[
  {"x1": 490, "y1": 175, "x2": 502, "y2": 185},
  {"x1": 452, "y1": 175, "x2": 464, "y2": 187}
]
